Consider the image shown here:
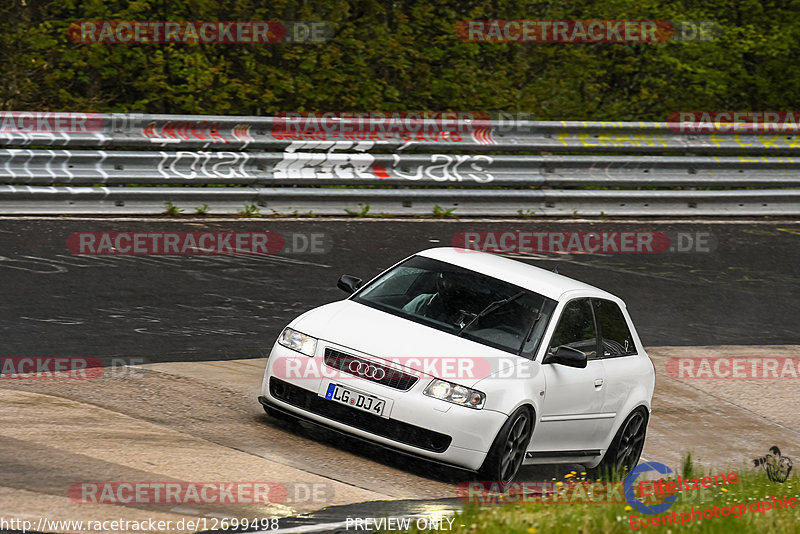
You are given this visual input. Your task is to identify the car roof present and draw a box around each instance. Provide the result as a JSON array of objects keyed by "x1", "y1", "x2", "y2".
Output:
[{"x1": 415, "y1": 247, "x2": 621, "y2": 303}]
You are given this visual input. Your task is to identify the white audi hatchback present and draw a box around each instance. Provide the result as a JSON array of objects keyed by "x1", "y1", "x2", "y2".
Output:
[{"x1": 259, "y1": 247, "x2": 655, "y2": 483}]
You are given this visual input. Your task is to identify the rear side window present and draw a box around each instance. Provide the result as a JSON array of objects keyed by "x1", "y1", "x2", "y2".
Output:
[
  {"x1": 547, "y1": 298, "x2": 598, "y2": 360},
  {"x1": 593, "y1": 299, "x2": 636, "y2": 357}
]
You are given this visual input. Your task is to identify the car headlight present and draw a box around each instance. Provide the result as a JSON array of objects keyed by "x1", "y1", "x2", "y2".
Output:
[
  {"x1": 424, "y1": 378, "x2": 485, "y2": 410},
  {"x1": 278, "y1": 327, "x2": 318, "y2": 357}
]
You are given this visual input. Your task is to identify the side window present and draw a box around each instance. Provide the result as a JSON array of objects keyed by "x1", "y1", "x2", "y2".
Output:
[
  {"x1": 593, "y1": 299, "x2": 637, "y2": 357},
  {"x1": 547, "y1": 299, "x2": 598, "y2": 360},
  {"x1": 358, "y1": 266, "x2": 431, "y2": 307}
]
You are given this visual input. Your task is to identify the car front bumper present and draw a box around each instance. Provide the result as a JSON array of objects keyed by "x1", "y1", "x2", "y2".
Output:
[{"x1": 259, "y1": 342, "x2": 508, "y2": 472}]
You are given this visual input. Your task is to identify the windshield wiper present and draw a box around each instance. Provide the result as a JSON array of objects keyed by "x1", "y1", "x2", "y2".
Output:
[
  {"x1": 457, "y1": 291, "x2": 525, "y2": 335},
  {"x1": 517, "y1": 311, "x2": 543, "y2": 356}
]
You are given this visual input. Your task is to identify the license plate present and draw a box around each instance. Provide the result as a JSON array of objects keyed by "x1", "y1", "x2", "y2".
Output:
[{"x1": 323, "y1": 383, "x2": 386, "y2": 417}]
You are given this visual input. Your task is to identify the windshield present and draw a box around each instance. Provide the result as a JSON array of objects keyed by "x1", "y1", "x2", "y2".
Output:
[{"x1": 353, "y1": 256, "x2": 557, "y2": 356}]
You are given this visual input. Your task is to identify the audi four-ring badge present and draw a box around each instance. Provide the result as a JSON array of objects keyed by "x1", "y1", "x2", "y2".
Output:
[{"x1": 258, "y1": 247, "x2": 655, "y2": 482}]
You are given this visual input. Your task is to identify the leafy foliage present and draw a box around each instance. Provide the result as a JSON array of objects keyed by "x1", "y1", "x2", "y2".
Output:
[{"x1": 2, "y1": 0, "x2": 798, "y2": 119}]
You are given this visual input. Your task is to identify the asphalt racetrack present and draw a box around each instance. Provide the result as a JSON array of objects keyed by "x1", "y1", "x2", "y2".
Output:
[
  {"x1": 1, "y1": 218, "x2": 798, "y2": 359},
  {"x1": 1, "y1": 218, "x2": 798, "y2": 533}
]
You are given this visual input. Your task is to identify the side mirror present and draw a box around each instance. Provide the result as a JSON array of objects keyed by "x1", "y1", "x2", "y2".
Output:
[
  {"x1": 544, "y1": 345, "x2": 587, "y2": 368},
  {"x1": 337, "y1": 275, "x2": 363, "y2": 294}
]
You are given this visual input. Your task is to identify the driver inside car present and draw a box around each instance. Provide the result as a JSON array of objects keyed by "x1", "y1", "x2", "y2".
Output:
[{"x1": 402, "y1": 271, "x2": 475, "y2": 328}]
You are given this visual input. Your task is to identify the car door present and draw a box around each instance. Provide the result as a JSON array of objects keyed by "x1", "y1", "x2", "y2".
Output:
[
  {"x1": 528, "y1": 298, "x2": 612, "y2": 454},
  {"x1": 594, "y1": 299, "x2": 644, "y2": 438}
]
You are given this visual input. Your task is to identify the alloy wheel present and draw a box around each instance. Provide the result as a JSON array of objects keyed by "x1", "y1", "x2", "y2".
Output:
[
  {"x1": 614, "y1": 410, "x2": 646, "y2": 472},
  {"x1": 499, "y1": 411, "x2": 532, "y2": 482}
]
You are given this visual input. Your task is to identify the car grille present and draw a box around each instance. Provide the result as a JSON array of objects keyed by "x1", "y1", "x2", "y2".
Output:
[
  {"x1": 323, "y1": 348, "x2": 419, "y2": 391},
  {"x1": 269, "y1": 377, "x2": 452, "y2": 453}
]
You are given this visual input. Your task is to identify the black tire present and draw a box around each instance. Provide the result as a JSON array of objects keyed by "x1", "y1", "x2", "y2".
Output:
[
  {"x1": 478, "y1": 406, "x2": 534, "y2": 485},
  {"x1": 592, "y1": 407, "x2": 648, "y2": 480}
]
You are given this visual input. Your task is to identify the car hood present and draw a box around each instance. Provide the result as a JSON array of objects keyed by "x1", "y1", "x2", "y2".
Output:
[{"x1": 290, "y1": 299, "x2": 527, "y2": 386}]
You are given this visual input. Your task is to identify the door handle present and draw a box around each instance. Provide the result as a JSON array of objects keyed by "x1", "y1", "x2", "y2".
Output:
[{"x1": 594, "y1": 378, "x2": 604, "y2": 388}]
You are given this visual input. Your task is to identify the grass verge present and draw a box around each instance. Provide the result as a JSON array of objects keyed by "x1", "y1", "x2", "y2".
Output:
[{"x1": 382, "y1": 461, "x2": 798, "y2": 533}]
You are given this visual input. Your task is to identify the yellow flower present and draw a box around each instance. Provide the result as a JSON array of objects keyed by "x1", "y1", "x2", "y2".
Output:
[
  {"x1": 565, "y1": 473, "x2": 574, "y2": 478},
  {"x1": 581, "y1": 472, "x2": 587, "y2": 476},
  {"x1": 721, "y1": 487, "x2": 728, "y2": 492},
  {"x1": 625, "y1": 505, "x2": 633, "y2": 512},
  {"x1": 528, "y1": 528, "x2": 537, "y2": 534}
]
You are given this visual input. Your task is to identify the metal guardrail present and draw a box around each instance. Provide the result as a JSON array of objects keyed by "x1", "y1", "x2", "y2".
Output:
[
  {"x1": 0, "y1": 187, "x2": 796, "y2": 216},
  {"x1": 4, "y1": 113, "x2": 800, "y2": 153},
  {"x1": 0, "y1": 112, "x2": 798, "y2": 215},
  {"x1": 3, "y1": 150, "x2": 800, "y2": 187}
]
